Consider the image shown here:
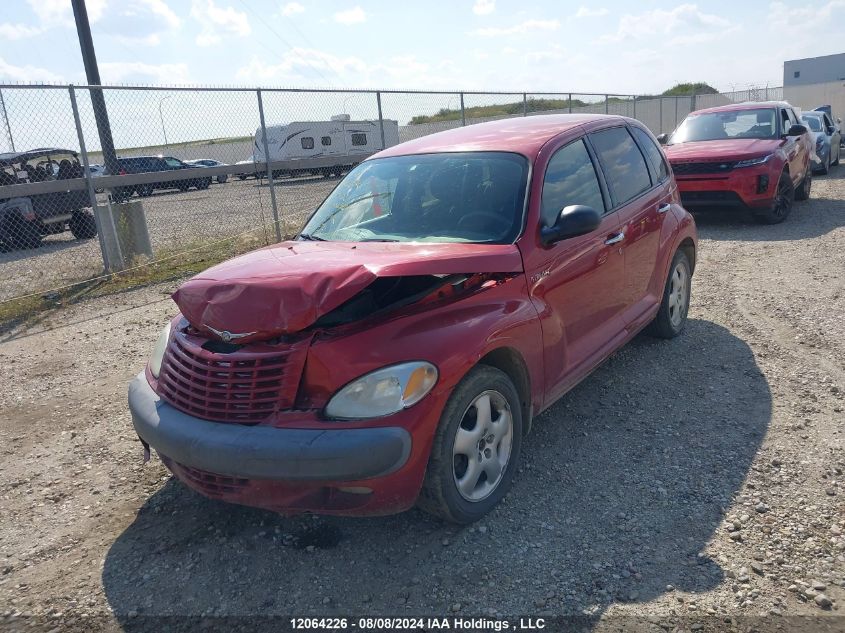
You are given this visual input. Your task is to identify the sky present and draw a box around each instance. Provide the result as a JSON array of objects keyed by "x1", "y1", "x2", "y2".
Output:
[
  {"x1": 0, "y1": 0, "x2": 843, "y2": 153},
  {"x1": 1, "y1": 0, "x2": 844, "y2": 94}
]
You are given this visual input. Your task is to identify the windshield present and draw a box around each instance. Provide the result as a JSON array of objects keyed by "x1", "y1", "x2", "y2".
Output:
[
  {"x1": 801, "y1": 115, "x2": 823, "y2": 132},
  {"x1": 300, "y1": 152, "x2": 529, "y2": 244},
  {"x1": 670, "y1": 108, "x2": 777, "y2": 144}
]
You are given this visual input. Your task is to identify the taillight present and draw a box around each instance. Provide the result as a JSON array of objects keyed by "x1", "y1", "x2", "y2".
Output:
[{"x1": 119, "y1": 169, "x2": 126, "y2": 175}]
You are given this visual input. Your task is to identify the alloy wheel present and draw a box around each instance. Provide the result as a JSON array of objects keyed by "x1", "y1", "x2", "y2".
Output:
[
  {"x1": 668, "y1": 262, "x2": 689, "y2": 329},
  {"x1": 452, "y1": 390, "x2": 513, "y2": 502},
  {"x1": 773, "y1": 176, "x2": 792, "y2": 220}
]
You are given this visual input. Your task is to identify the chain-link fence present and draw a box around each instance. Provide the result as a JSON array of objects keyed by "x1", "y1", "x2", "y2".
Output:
[{"x1": 0, "y1": 83, "x2": 788, "y2": 307}]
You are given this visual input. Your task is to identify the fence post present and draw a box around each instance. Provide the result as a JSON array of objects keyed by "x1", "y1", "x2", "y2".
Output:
[
  {"x1": 256, "y1": 88, "x2": 282, "y2": 242},
  {"x1": 568, "y1": 93, "x2": 573, "y2": 114},
  {"x1": 0, "y1": 88, "x2": 14, "y2": 152},
  {"x1": 460, "y1": 92, "x2": 466, "y2": 126},
  {"x1": 674, "y1": 97, "x2": 679, "y2": 127},
  {"x1": 632, "y1": 95, "x2": 637, "y2": 120},
  {"x1": 376, "y1": 91, "x2": 386, "y2": 149},
  {"x1": 605, "y1": 94, "x2": 609, "y2": 114},
  {"x1": 68, "y1": 84, "x2": 111, "y2": 273},
  {"x1": 765, "y1": 86, "x2": 769, "y2": 101},
  {"x1": 691, "y1": 93, "x2": 696, "y2": 113},
  {"x1": 659, "y1": 98, "x2": 664, "y2": 131},
  {"x1": 522, "y1": 93, "x2": 527, "y2": 117}
]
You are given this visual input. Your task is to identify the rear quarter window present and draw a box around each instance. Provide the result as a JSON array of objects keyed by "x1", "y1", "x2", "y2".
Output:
[{"x1": 630, "y1": 126, "x2": 670, "y2": 184}]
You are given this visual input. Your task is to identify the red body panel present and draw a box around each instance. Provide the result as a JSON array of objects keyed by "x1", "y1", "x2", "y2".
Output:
[{"x1": 137, "y1": 114, "x2": 698, "y2": 516}]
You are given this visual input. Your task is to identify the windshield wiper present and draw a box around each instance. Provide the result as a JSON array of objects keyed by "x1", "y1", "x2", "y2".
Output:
[
  {"x1": 298, "y1": 233, "x2": 326, "y2": 241},
  {"x1": 359, "y1": 237, "x2": 399, "y2": 242}
]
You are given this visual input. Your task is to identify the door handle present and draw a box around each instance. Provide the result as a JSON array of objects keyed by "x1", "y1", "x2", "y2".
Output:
[
  {"x1": 604, "y1": 231, "x2": 625, "y2": 245},
  {"x1": 657, "y1": 203, "x2": 671, "y2": 213}
]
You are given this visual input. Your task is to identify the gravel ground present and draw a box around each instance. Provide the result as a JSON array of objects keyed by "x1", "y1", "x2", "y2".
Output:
[
  {"x1": 0, "y1": 175, "x2": 336, "y2": 301},
  {"x1": 0, "y1": 169, "x2": 843, "y2": 632}
]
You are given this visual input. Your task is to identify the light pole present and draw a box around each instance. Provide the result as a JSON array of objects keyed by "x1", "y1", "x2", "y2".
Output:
[{"x1": 159, "y1": 95, "x2": 172, "y2": 149}]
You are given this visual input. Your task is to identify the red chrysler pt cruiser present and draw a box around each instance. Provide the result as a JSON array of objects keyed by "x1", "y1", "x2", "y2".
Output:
[{"x1": 129, "y1": 115, "x2": 697, "y2": 524}]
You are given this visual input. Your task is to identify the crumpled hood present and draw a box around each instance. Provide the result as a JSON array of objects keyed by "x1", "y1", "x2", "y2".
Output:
[
  {"x1": 173, "y1": 241, "x2": 523, "y2": 341},
  {"x1": 665, "y1": 138, "x2": 784, "y2": 162}
]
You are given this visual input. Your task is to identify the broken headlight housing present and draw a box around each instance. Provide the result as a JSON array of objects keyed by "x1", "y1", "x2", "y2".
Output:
[{"x1": 325, "y1": 362, "x2": 438, "y2": 419}]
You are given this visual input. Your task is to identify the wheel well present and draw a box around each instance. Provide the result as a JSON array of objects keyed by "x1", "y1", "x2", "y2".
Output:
[
  {"x1": 478, "y1": 347, "x2": 533, "y2": 435},
  {"x1": 678, "y1": 237, "x2": 696, "y2": 274}
]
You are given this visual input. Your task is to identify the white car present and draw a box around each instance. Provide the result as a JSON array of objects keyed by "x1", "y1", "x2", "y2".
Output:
[
  {"x1": 185, "y1": 159, "x2": 228, "y2": 183},
  {"x1": 234, "y1": 156, "x2": 257, "y2": 180}
]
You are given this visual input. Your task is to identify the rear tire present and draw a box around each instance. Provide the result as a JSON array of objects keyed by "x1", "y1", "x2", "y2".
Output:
[
  {"x1": 7, "y1": 217, "x2": 42, "y2": 250},
  {"x1": 833, "y1": 145, "x2": 840, "y2": 166},
  {"x1": 754, "y1": 170, "x2": 795, "y2": 223},
  {"x1": 198, "y1": 178, "x2": 211, "y2": 190},
  {"x1": 418, "y1": 366, "x2": 523, "y2": 524},
  {"x1": 69, "y1": 210, "x2": 97, "y2": 240},
  {"x1": 137, "y1": 184, "x2": 154, "y2": 197},
  {"x1": 646, "y1": 250, "x2": 691, "y2": 339}
]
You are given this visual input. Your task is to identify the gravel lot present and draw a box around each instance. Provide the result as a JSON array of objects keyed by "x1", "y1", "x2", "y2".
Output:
[{"x1": 0, "y1": 169, "x2": 843, "y2": 631}]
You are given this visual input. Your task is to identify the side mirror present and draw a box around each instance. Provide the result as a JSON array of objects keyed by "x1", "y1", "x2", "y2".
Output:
[
  {"x1": 786, "y1": 123, "x2": 808, "y2": 136},
  {"x1": 540, "y1": 205, "x2": 602, "y2": 245},
  {"x1": 656, "y1": 133, "x2": 669, "y2": 145}
]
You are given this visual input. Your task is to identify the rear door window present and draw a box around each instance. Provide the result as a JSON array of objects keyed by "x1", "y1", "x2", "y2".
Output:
[
  {"x1": 540, "y1": 139, "x2": 606, "y2": 227},
  {"x1": 589, "y1": 127, "x2": 652, "y2": 206},
  {"x1": 301, "y1": 137, "x2": 315, "y2": 150}
]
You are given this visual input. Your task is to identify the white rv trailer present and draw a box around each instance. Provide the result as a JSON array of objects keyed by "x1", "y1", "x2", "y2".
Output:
[{"x1": 253, "y1": 114, "x2": 400, "y2": 176}]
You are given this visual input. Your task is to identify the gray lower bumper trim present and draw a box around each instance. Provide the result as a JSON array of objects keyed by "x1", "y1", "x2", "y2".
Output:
[{"x1": 128, "y1": 373, "x2": 411, "y2": 481}]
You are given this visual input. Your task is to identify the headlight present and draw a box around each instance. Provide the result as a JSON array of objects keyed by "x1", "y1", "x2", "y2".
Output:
[
  {"x1": 325, "y1": 362, "x2": 438, "y2": 419},
  {"x1": 149, "y1": 321, "x2": 172, "y2": 379},
  {"x1": 735, "y1": 154, "x2": 772, "y2": 168}
]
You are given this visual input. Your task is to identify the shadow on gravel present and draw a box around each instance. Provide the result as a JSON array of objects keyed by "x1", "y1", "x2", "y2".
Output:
[
  {"x1": 692, "y1": 167, "x2": 845, "y2": 242},
  {"x1": 103, "y1": 318, "x2": 770, "y2": 628}
]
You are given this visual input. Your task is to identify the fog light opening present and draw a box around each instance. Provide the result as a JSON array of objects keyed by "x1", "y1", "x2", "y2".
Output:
[{"x1": 757, "y1": 174, "x2": 770, "y2": 194}]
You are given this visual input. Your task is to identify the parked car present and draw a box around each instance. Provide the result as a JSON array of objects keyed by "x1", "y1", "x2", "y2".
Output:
[
  {"x1": 234, "y1": 156, "x2": 256, "y2": 180},
  {"x1": 185, "y1": 158, "x2": 228, "y2": 183},
  {"x1": 87, "y1": 163, "x2": 105, "y2": 193},
  {"x1": 0, "y1": 148, "x2": 97, "y2": 249},
  {"x1": 114, "y1": 155, "x2": 212, "y2": 200},
  {"x1": 129, "y1": 114, "x2": 698, "y2": 523},
  {"x1": 658, "y1": 101, "x2": 813, "y2": 224},
  {"x1": 800, "y1": 111, "x2": 841, "y2": 174},
  {"x1": 813, "y1": 105, "x2": 845, "y2": 147}
]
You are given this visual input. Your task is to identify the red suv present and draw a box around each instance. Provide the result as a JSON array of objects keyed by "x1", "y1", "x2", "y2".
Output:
[
  {"x1": 129, "y1": 115, "x2": 697, "y2": 523},
  {"x1": 660, "y1": 101, "x2": 813, "y2": 224}
]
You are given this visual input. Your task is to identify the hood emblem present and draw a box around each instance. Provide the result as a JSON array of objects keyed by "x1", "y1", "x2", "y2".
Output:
[{"x1": 205, "y1": 325, "x2": 256, "y2": 342}]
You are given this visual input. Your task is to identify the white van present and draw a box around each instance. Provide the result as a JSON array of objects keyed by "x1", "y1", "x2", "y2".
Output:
[{"x1": 253, "y1": 115, "x2": 400, "y2": 176}]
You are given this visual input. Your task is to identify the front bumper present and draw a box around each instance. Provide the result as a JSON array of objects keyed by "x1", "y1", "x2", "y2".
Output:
[
  {"x1": 128, "y1": 372, "x2": 411, "y2": 482},
  {"x1": 673, "y1": 163, "x2": 777, "y2": 210}
]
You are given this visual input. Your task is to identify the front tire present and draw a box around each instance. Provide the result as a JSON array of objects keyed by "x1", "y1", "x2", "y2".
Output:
[
  {"x1": 646, "y1": 250, "x2": 691, "y2": 339},
  {"x1": 8, "y1": 217, "x2": 42, "y2": 250},
  {"x1": 754, "y1": 170, "x2": 795, "y2": 223},
  {"x1": 418, "y1": 366, "x2": 523, "y2": 524},
  {"x1": 69, "y1": 210, "x2": 97, "y2": 240},
  {"x1": 794, "y1": 168, "x2": 811, "y2": 201}
]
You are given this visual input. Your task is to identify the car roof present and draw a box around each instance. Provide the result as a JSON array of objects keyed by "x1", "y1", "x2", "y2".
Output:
[
  {"x1": 691, "y1": 101, "x2": 793, "y2": 116},
  {"x1": 0, "y1": 147, "x2": 78, "y2": 165},
  {"x1": 372, "y1": 114, "x2": 634, "y2": 161}
]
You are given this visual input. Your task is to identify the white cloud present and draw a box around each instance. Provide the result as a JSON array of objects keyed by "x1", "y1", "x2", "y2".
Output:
[
  {"x1": 99, "y1": 62, "x2": 190, "y2": 84},
  {"x1": 135, "y1": 0, "x2": 181, "y2": 29},
  {"x1": 25, "y1": 0, "x2": 107, "y2": 27},
  {"x1": 0, "y1": 57, "x2": 64, "y2": 83},
  {"x1": 281, "y1": 2, "x2": 305, "y2": 16},
  {"x1": 190, "y1": 0, "x2": 251, "y2": 46},
  {"x1": 575, "y1": 7, "x2": 609, "y2": 18},
  {"x1": 237, "y1": 49, "x2": 367, "y2": 85},
  {"x1": 769, "y1": 0, "x2": 845, "y2": 29},
  {"x1": 473, "y1": 0, "x2": 495, "y2": 16},
  {"x1": 0, "y1": 23, "x2": 43, "y2": 40},
  {"x1": 604, "y1": 4, "x2": 732, "y2": 42},
  {"x1": 526, "y1": 45, "x2": 564, "y2": 62},
  {"x1": 471, "y1": 19, "x2": 560, "y2": 37},
  {"x1": 334, "y1": 6, "x2": 366, "y2": 25}
]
